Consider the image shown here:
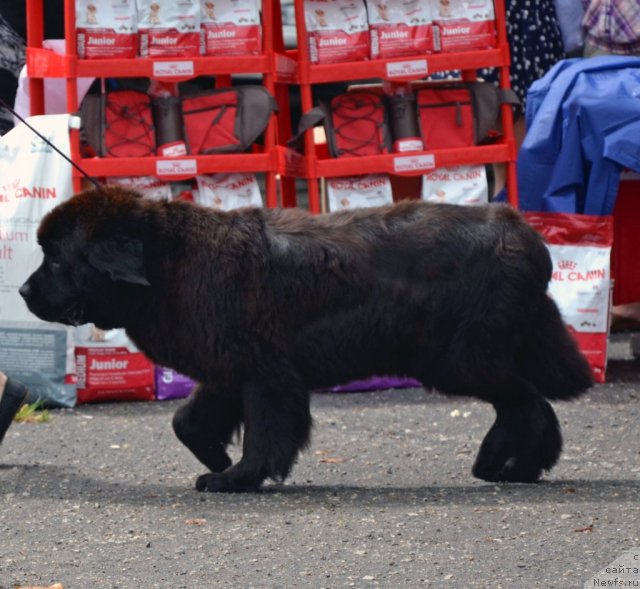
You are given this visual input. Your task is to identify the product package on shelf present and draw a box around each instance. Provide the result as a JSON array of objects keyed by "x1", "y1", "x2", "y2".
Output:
[
  {"x1": 76, "y1": 0, "x2": 138, "y2": 59},
  {"x1": 138, "y1": 0, "x2": 201, "y2": 57},
  {"x1": 366, "y1": 0, "x2": 437, "y2": 59},
  {"x1": 201, "y1": 0, "x2": 262, "y2": 56},
  {"x1": 74, "y1": 324, "x2": 155, "y2": 403},
  {"x1": 525, "y1": 213, "x2": 614, "y2": 383},
  {"x1": 386, "y1": 83, "x2": 423, "y2": 153},
  {"x1": 305, "y1": 0, "x2": 370, "y2": 64},
  {"x1": 326, "y1": 174, "x2": 392, "y2": 210},
  {"x1": 107, "y1": 176, "x2": 173, "y2": 200},
  {"x1": 421, "y1": 165, "x2": 488, "y2": 205},
  {"x1": 434, "y1": 0, "x2": 496, "y2": 52},
  {"x1": 195, "y1": 173, "x2": 263, "y2": 209}
]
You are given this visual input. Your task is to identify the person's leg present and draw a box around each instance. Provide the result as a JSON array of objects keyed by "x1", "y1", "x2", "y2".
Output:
[{"x1": 0, "y1": 372, "x2": 29, "y2": 445}]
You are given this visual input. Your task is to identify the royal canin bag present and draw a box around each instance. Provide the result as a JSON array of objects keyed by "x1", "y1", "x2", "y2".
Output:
[
  {"x1": 80, "y1": 86, "x2": 276, "y2": 157},
  {"x1": 416, "y1": 82, "x2": 520, "y2": 149}
]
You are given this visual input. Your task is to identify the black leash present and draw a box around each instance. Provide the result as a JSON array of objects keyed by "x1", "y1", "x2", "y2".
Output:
[{"x1": 0, "y1": 97, "x2": 103, "y2": 191}]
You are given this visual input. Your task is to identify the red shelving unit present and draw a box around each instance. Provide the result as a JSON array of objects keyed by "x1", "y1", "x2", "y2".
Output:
[
  {"x1": 285, "y1": 0, "x2": 519, "y2": 213},
  {"x1": 25, "y1": 0, "x2": 296, "y2": 208}
]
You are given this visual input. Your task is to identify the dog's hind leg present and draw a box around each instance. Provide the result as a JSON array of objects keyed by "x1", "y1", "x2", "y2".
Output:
[
  {"x1": 172, "y1": 383, "x2": 243, "y2": 474},
  {"x1": 196, "y1": 361, "x2": 312, "y2": 493},
  {"x1": 472, "y1": 381, "x2": 563, "y2": 483}
]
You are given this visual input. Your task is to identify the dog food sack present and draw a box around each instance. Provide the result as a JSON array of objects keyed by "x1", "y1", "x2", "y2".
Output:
[
  {"x1": 305, "y1": 0, "x2": 370, "y2": 64},
  {"x1": 525, "y1": 212, "x2": 613, "y2": 383},
  {"x1": 0, "y1": 114, "x2": 76, "y2": 407},
  {"x1": 76, "y1": 0, "x2": 138, "y2": 59},
  {"x1": 155, "y1": 366, "x2": 197, "y2": 400},
  {"x1": 107, "y1": 176, "x2": 173, "y2": 200},
  {"x1": 434, "y1": 0, "x2": 496, "y2": 52},
  {"x1": 326, "y1": 174, "x2": 392, "y2": 211},
  {"x1": 195, "y1": 173, "x2": 263, "y2": 209},
  {"x1": 366, "y1": 0, "x2": 436, "y2": 59},
  {"x1": 421, "y1": 165, "x2": 488, "y2": 206},
  {"x1": 201, "y1": 0, "x2": 262, "y2": 56},
  {"x1": 138, "y1": 0, "x2": 201, "y2": 57},
  {"x1": 74, "y1": 324, "x2": 155, "y2": 403}
]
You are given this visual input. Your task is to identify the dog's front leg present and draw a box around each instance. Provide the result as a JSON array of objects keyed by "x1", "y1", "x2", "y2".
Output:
[
  {"x1": 172, "y1": 383, "x2": 243, "y2": 474},
  {"x1": 196, "y1": 362, "x2": 312, "y2": 493}
]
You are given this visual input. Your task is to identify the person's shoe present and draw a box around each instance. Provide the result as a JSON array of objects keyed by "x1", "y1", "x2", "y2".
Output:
[{"x1": 0, "y1": 377, "x2": 29, "y2": 444}]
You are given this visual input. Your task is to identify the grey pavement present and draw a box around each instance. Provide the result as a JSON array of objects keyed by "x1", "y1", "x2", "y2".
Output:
[{"x1": 1, "y1": 335, "x2": 639, "y2": 588}]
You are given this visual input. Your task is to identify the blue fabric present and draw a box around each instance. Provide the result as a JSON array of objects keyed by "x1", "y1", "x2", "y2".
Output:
[{"x1": 517, "y1": 56, "x2": 640, "y2": 215}]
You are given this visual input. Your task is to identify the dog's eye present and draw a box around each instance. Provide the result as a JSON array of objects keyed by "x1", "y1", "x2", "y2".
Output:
[{"x1": 48, "y1": 261, "x2": 62, "y2": 272}]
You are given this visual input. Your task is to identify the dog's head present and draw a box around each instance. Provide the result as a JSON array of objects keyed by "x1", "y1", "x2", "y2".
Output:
[{"x1": 20, "y1": 186, "x2": 153, "y2": 330}]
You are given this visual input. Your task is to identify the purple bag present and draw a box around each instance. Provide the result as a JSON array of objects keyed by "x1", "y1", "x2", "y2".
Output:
[
  {"x1": 326, "y1": 376, "x2": 421, "y2": 393},
  {"x1": 155, "y1": 367, "x2": 197, "y2": 400}
]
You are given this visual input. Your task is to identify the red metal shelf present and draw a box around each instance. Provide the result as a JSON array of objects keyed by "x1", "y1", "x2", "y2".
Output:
[{"x1": 297, "y1": 47, "x2": 509, "y2": 85}]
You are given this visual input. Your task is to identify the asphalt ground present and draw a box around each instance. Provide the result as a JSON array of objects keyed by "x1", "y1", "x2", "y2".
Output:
[{"x1": 1, "y1": 335, "x2": 639, "y2": 589}]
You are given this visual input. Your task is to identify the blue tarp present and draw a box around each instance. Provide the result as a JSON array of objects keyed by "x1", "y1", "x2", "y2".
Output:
[{"x1": 518, "y1": 56, "x2": 640, "y2": 215}]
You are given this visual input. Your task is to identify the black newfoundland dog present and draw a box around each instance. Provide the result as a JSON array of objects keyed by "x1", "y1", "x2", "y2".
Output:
[{"x1": 20, "y1": 187, "x2": 593, "y2": 492}]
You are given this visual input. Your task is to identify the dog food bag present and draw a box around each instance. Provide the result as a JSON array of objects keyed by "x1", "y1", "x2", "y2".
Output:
[
  {"x1": 305, "y1": 0, "x2": 370, "y2": 64},
  {"x1": 76, "y1": 0, "x2": 138, "y2": 59},
  {"x1": 195, "y1": 173, "x2": 263, "y2": 209},
  {"x1": 366, "y1": 0, "x2": 436, "y2": 59},
  {"x1": 434, "y1": 0, "x2": 496, "y2": 52},
  {"x1": 201, "y1": 0, "x2": 262, "y2": 56},
  {"x1": 327, "y1": 174, "x2": 392, "y2": 211},
  {"x1": 74, "y1": 324, "x2": 155, "y2": 403},
  {"x1": 107, "y1": 176, "x2": 173, "y2": 200},
  {"x1": 138, "y1": 0, "x2": 201, "y2": 57},
  {"x1": 0, "y1": 114, "x2": 77, "y2": 408},
  {"x1": 421, "y1": 165, "x2": 488, "y2": 206},
  {"x1": 525, "y1": 213, "x2": 613, "y2": 383},
  {"x1": 155, "y1": 366, "x2": 197, "y2": 400}
]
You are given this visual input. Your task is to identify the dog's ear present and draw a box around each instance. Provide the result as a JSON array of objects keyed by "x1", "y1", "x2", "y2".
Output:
[{"x1": 87, "y1": 236, "x2": 151, "y2": 286}]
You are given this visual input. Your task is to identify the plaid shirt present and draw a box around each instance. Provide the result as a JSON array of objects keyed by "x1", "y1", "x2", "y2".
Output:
[{"x1": 582, "y1": 0, "x2": 640, "y2": 54}]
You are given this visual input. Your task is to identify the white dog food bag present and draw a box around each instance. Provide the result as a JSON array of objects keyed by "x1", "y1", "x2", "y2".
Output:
[
  {"x1": 326, "y1": 174, "x2": 393, "y2": 210},
  {"x1": 137, "y1": 0, "x2": 201, "y2": 57},
  {"x1": 366, "y1": 0, "x2": 436, "y2": 59},
  {"x1": 525, "y1": 212, "x2": 613, "y2": 383},
  {"x1": 305, "y1": 0, "x2": 370, "y2": 64},
  {"x1": 434, "y1": 0, "x2": 496, "y2": 52},
  {"x1": 201, "y1": 0, "x2": 262, "y2": 56},
  {"x1": 76, "y1": 0, "x2": 138, "y2": 59},
  {"x1": 195, "y1": 173, "x2": 263, "y2": 210},
  {"x1": 107, "y1": 176, "x2": 173, "y2": 200},
  {"x1": 0, "y1": 114, "x2": 76, "y2": 407},
  {"x1": 421, "y1": 165, "x2": 488, "y2": 206}
]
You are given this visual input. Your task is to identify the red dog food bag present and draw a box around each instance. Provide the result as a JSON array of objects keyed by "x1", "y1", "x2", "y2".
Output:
[
  {"x1": 76, "y1": 0, "x2": 138, "y2": 59},
  {"x1": 74, "y1": 325, "x2": 155, "y2": 403},
  {"x1": 201, "y1": 0, "x2": 262, "y2": 56},
  {"x1": 305, "y1": 0, "x2": 370, "y2": 64},
  {"x1": 366, "y1": 0, "x2": 436, "y2": 59},
  {"x1": 326, "y1": 174, "x2": 393, "y2": 211},
  {"x1": 434, "y1": 0, "x2": 496, "y2": 52},
  {"x1": 138, "y1": 0, "x2": 201, "y2": 57},
  {"x1": 195, "y1": 173, "x2": 263, "y2": 209}
]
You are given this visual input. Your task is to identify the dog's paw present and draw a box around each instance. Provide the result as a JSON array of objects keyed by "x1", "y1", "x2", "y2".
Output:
[
  {"x1": 472, "y1": 453, "x2": 543, "y2": 483},
  {"x1": 195, "y1": 472, "x2": 261, "y2": 493}
]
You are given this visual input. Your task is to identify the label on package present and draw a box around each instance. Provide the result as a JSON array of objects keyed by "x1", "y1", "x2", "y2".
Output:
[{"x1": 76, "y1": 0, "x2": 138, "y2": 59}]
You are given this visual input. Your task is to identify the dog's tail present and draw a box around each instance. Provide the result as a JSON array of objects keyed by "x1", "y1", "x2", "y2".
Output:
[{"x1": 520, "y1": 295, "x2": 594, "y2": 400}]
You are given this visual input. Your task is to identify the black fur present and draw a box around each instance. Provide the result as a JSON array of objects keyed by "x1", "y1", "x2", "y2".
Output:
[{"x1": 20, "y1": 187, "x2": 593, "y2": 492}]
